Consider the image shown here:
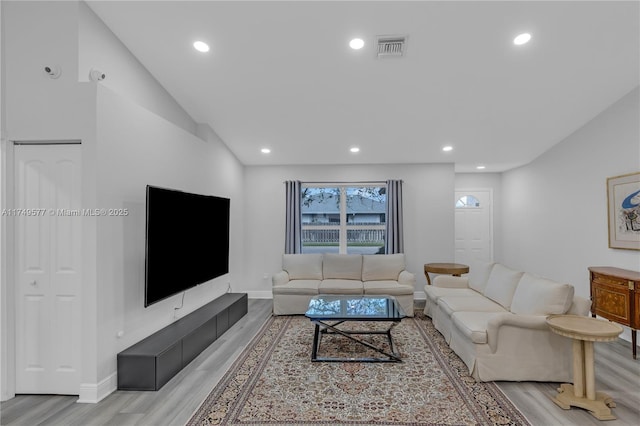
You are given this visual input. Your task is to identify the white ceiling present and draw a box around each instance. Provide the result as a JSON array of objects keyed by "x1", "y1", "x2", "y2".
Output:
[{"x1": 87, "y1": 0, "x2": 639, "y2": 172}]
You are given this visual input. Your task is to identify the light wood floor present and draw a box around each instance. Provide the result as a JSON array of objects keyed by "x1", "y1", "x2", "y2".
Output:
[{"x1": 1, "y1": 299, "x2": 639, "y2": 426}]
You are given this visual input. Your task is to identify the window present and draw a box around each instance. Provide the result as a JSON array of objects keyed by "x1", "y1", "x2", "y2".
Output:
[
  {"x1": 301, "y1": 184, "x2": 386, "y2": 254},
  {"x1": 455, "y1": 195, "x2": 480, "y2": 208}
]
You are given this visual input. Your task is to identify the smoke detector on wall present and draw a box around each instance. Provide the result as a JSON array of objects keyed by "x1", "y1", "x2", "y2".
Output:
[
  {"x1": 377, "y1": 35, "x2": 407, "y2": 58},
  {"x1": 89, "y1": 68, "x2": 106, "y2": 82},
  {"x1": 44, "y1": 65, "x2": 61, "y2": 79}
]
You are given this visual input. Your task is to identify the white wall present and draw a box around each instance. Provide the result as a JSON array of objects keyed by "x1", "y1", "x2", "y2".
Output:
[
  {"x1": 1, "y1": 0, "x2": 245, "y2": 402},
  {"x1": 0, "y1": 0, "x2": 7, "y2": 402},
  {"x1": 502, "y1": 87, "x2": 639, "y2": 300},
  {"x1": 94, "y1": 86, "x2": 244, "y2": 388},
  {"x1": 1, "y1": 0, "x2": 99, "y2": 401},
  {"x1": 78, "y1": 1, "x2": 197, "y2": 136},
  {"x1": 2, "y1": 1, "x2": 94, "y2": 140},
  {"x1": 243, "y1": 163, "x2": 455, "y2": 298},
  {"x1": 79, "y1": 0, "x2": 245, "y2": 398}
]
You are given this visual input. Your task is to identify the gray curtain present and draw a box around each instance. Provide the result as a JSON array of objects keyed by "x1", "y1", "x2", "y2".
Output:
[
  {"x1": 385, "y1": 179, "x2": 404, "y2": 254},
  {"x1": 284, "y1": 180, "x2": 302, "y2": 254}
]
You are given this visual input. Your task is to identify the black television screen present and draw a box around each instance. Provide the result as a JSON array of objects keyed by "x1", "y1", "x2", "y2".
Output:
[{"x1": 145, "y1": 185, "x2": 230, "y2": 307}]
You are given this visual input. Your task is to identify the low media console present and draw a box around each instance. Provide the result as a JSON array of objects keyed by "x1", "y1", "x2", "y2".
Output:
[{"x1": 117, "y1": 292, "x2": 248, "y2": 391}]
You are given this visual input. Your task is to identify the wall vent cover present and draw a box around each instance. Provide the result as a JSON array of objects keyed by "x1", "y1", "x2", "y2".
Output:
[{"x1": 377, "y1": 36, "x2": 406, "y2": 58}]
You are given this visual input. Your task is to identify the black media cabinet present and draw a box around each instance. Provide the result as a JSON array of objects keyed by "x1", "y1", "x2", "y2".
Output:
[{"x1": 117, "y1": 292, "x2": 248, "y2": 391}]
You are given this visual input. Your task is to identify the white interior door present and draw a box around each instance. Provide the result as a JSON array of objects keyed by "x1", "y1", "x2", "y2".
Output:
[
  {"x1": 454, "y1": 189, "x2": 493, "y2": 265},
  {"x1": 14, "y1": 143, "x2": 82, "y2": 395}
]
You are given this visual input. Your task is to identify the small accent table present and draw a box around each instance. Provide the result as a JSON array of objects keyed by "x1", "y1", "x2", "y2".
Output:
[
  {"x1": 424, "y1": 263, "x2": 469, "y2": 285},
  {"x1": 546, "y1": 314, "x2": 623, "y2": 420}
]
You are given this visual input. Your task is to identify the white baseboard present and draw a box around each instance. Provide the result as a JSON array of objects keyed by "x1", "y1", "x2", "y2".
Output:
[
  {"x1": 1, "y1": 390, "x2": 15, "y2": 402},
  {"x1": 246, "y1": 290, "x2": 272, "y2": 299},
  {"x1": 77, "y1": 372, "x2": 117, "y2": 404}
]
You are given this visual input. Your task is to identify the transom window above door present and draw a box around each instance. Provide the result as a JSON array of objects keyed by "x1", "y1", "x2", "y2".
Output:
[{"x1": 455, "y1": 195, "x2": 480, "y2": 208}]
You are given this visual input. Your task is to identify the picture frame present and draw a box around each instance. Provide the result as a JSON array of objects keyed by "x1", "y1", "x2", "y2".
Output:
[{"x1": 607, "y1": 171, "x2": 640, "y2": 250}]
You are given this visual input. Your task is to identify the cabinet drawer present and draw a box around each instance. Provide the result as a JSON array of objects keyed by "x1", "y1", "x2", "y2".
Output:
[
  {"x1": 589, "y1": 266, "x2": 640, "y2": 359},
  {"x1": 592, "y1": 272, "x2": 628, "y2": 287},
  {"x1": 592, "y1": 282, "x2": 631, "y2": 325}
]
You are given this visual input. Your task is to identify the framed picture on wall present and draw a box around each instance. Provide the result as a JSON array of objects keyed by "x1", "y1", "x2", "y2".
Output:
[{"x1": 607, "y1": 171, "x2": 640, "y2": 250}]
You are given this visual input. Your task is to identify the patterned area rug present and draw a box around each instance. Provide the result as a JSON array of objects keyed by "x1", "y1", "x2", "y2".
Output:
[{"x1": 187, "y1": 312, "x2": 531, "y2": 425}]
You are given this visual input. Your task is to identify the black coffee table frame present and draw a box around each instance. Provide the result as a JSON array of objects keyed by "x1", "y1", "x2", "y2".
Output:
[
  {"x1": 310, "y1": 320, "x2": 402, "y2": 362},
  {"x1": 305, "y1": 295, "x2": 406, "y2": 363}
]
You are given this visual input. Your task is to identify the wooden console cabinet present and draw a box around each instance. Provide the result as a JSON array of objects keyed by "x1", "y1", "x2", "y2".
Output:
[{"x1": 588, "y1": 266, "x2": 640, "y2": 359}]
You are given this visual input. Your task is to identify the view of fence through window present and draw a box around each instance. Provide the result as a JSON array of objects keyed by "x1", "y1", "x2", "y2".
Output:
[{"x1": 301, "y1": 184, "x2": 387, "y2": 254}]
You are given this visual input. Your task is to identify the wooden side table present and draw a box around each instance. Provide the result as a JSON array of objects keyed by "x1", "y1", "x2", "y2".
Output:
[
  {"x1": 423, "y1": 263, "x2": 469, "y2": 285},
  {"x1": 546, "y1": 314, "x2": 623, "y2": 420}
]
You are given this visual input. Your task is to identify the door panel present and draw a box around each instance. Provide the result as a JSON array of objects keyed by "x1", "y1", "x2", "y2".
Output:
[
  {"x1": 454, "y1": 189, "x2": 492, "y2": 265},
  {"x1": 15, "y1": 143, "x2": 81, "y2": 395},
  {"x1": 22, "y1": 160, "x2": 48, "y2": 274},
  {"x1": 53, "y1": 159, "x2": 79, "y2": 271}
]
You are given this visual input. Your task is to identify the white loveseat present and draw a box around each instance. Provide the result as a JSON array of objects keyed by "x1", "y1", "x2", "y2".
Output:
[
  {"x1": 424, "y1": 259, "x2": 591, "y2": 382},
  {"x1": 272, "y1": 253, "x2": 415, "y2": 316}
]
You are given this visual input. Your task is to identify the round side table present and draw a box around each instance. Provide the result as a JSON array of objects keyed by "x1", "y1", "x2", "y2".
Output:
[
  {"x1": 546, "y1": 314, "x2": 623, "y2": 420},
  {"x1": 423, "y1": 263, "x2": 469, "y2": 286}
]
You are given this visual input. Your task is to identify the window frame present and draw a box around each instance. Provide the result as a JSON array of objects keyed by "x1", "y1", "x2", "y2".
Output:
[{"x1": 301, "y1": 182, "x2": 386, "y2": 254}]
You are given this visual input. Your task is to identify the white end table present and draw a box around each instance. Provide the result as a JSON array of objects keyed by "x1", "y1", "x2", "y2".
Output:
[{"x1": 546, "y1": 314, "x2": 623, "y2": 420}]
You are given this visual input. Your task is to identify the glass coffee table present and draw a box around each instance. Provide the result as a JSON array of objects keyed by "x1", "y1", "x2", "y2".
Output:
[{"x1": 304, "y1": 295, "x2": 407, "y2": 362}]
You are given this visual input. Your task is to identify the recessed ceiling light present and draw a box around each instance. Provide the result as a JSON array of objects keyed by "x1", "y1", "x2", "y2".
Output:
[
  {"x1": 350, "y1": 147, "x2": 360, "y2": 153},
  {"x1": 442, "y1": 146, "x2": 453, "y2": 152},
  {"x1": 261, "y1": 148, "x2": 271, "y2": 154},
  {"x1": 349, "y1": 38, "x2": 365, "y2": 50},
  {"x1": 193, "y1": 41, "x2": 210, "y2": 52},
  {"x1": 513, "y1": 33, "x2": 531, "y2": 45},
  {"x1": 476, "y1": 165, "x2": 486, "y2": 170}
]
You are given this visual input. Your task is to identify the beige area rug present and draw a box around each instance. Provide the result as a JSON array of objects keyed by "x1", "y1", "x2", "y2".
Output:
[{"x1": 187, "y1": 312, "x2": 531, "y2": 425}]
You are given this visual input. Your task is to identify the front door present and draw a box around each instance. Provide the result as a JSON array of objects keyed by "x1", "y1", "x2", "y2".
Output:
[
  {"x1": 14, "y1": 143, "x2": 82, "y2": 395},
  {"x1": 454, "y1": 189, "x2": 493, "y2": 265}
]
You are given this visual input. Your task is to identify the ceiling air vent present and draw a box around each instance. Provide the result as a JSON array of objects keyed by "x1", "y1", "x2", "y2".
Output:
[{"x1": 377, "y1": 35, "x2": 406, "y2": 58}]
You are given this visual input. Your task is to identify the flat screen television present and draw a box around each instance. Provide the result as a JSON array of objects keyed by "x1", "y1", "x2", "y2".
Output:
[{"x1": 144, "y1": 185, "x2": 230, "y2": 307}]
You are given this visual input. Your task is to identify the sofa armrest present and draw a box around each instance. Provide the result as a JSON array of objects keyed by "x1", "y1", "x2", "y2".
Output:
[
  {"x1": 398, "y1": 270, "x2": 415, "y2": 286},
  {"x1": 567, "y1": 295, "x2": 591, "y2": 316},
  {"x1": 432, "y1": 275, "x2": 470, "y2": 288},
  {"x1": 486, "y1": 313, "x2": 548, "y2": 352},
  {"x1": 272, "y1": 270, "x2": 290, "y2": 286}
]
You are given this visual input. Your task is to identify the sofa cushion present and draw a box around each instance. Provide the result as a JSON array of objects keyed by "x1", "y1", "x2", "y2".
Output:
[
  {"x1": 319, "y1": 279, "x2": 363, "y2": 294},
  {"x1": 467, "y1": 258, "x2": 495, "y2": 293},
  {"x1": 510, "y1": 273, "x2": 575, "y2": 315},
  {"x1": 425, "y1": 286, "x2": 480, "y2": 303},
  {"x1": 438, "y1": 295, "x2": 506, "y2": 317},
  {"x1": 323, "y1": 254, "x2": 363, "y2": 280},
  {"x1": 283, "y1": 254, "x2": 323, "y2": 280},
  {"x1": 362, "y1": 254, "x2": 405, "y2": 281},
  {"x1": 482, "y1": 264, "x2": 524, "y2": 310},
  {"x1": 272, "y1": 280, "x2": 320, "y2": 295},
  {"x1": 451, "y1": 311, "x2": 510, "y2": 344},
  {"x1": 363, "y1": 281, "x2": 413, "y2": 296}
]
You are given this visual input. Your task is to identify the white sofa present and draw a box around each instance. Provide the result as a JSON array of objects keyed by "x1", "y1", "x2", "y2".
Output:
[
  {"x1": 272, "y1": 253, "x2": 415, "y2": 316},
  {"x1": 424, "y1": 259, "x2": 591, "y2": 382}
]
